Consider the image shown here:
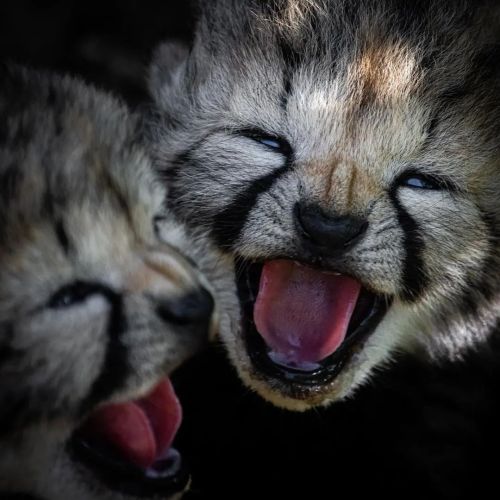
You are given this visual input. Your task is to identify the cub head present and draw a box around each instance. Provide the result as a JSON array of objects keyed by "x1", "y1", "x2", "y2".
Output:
[
  {"x1": 150, "y1": 0, "x2": 500, "y2": 410},
  {"x1": 0, "y1": 66, "x2": 215, "y2": 499}
]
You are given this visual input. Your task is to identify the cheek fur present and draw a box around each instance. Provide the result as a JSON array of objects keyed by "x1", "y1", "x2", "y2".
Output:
[{"x1": 401, "y1": 192, "x2": 492, "y2": 303}]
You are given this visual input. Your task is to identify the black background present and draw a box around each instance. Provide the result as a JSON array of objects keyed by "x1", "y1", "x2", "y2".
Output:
[
  {"x1": 0, "y1": 0, "x2": 194, "y2": 106},
  {"x1": 1, "y1": 2, "x2": 499, "y2": 498}
]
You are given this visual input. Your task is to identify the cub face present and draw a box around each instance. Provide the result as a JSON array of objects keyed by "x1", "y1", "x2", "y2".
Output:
[
  {"x1": 150, "y1": 0, "x2": 500, "y2": 410},
  {"x1": 0, "y1": 66, "x2": 214, "y2": 499}
]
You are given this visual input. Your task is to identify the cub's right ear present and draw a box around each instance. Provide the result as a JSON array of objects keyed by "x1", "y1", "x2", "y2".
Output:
[{"x1": 149, "y1": 40, "x2": 191, "y2": 112}]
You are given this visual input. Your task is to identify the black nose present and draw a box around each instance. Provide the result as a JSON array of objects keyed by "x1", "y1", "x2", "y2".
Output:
[
  {"x1": 296, "y1": 203, "x2": 368, "y2": 253},
  {"x1": 156, "y1": 287, "x2": 214, "y2": 327}
]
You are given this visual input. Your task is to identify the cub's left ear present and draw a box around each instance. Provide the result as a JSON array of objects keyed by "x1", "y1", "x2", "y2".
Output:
[{"x1": 149, "y1": 40, "x2": 191, "y2": 112}]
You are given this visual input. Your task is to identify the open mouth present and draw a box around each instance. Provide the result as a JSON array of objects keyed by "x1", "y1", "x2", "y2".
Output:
[
  {"x1": 238, "y1": 259, "x2": 389, "y2": 387},
  {"x1": 70, "y1": 379, "x2": 189, "y2": 498}
]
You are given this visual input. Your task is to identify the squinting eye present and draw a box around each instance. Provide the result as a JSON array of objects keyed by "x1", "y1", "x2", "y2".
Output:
[
  {"x1": 238, "y1": 128, "x2": 292, "y2": 156},
  {"x1": 403, "y1": 176, "x2": 436, "y2": 189},
  {"x1": 258, "y1": 137, "x2": 281, "y2": 149},
  {"x1": 397, "y1": 172, "x2": 448, "y2": 191},
  {"x1": 47, "y1": 281, "x2": 99, "y2": 309}
]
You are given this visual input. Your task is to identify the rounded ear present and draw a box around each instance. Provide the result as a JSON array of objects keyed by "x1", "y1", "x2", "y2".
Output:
[{"x1": 149, "y1": 40, "x2": 191, "y2": 111}]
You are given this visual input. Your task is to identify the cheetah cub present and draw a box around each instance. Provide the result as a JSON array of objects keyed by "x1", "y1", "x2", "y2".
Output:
[
  {"x1": 150, "y1": 0, "x2": 500, "y2": 411},
  {"x1": 0, "y1": 65, "x2": 215, "y2": 500}
]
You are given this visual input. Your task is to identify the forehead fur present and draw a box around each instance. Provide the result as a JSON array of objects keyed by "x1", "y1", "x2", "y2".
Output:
[
  {"x1": 0, "y1": 65, "x2": 160, "y2": 245},
  {"x1": 198, "y1": 0, "x2": 500, "y2": 57},
  {"x1": 189, "y1": 0, "x2": 500, "y2": 128}
]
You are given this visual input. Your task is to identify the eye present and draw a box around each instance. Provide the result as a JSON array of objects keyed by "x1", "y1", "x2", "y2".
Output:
[
  {"x1": 397, "y1": 172, "x2": 453, "y2": 191},
  {"x1": 257, "y1": 137, "x2": 282, "y2": 149},
  {"x1": 402, "y1": 176, "x2": 437, "y2": 189},
  {"x1": 47, "y1": 281, "x2": 100, "y2": 309},
  {"x1": 238, "y1": 128, "x2": 292, "y2": 155}
]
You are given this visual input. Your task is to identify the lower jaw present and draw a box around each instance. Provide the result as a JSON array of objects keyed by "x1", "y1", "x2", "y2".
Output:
[
  {"x1": 233, "y1": 258, "x2": 392, "y2": 407},
  {"x1": 240, "y1": 297, "x2": 390, "y2": 406},
  {"x1": 242, "y1": 333, "x2": 359, "y2": 408},
  {"x1": 246, "y1": 330, "x2": 347, "y2": 387},
  {"x1": 239, "y1": 341, "x2": 372, "y2": 411},
  {"x1": 68, "y1": 434, "x2": 189, "y2": 498},
  {"x1": 241, "y1": 365, "x2": 345, "y2": 411}
]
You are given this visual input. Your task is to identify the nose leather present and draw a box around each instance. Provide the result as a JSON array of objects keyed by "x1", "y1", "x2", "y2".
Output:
[
  {"x1": 156, "y1": 287, "x2": 214, "y2": 327},
  {"x1": 296, "y1": 203, "x2": 368, "y2": 253}
]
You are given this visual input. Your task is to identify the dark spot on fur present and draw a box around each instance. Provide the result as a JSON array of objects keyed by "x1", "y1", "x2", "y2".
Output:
[
  {"x1": 0, "y1": 163, "x2": 22, "y2": 205},
  {"x1": 42, "y1": 178, "x2": 68, "y2": 222},
  {"x1": 279, "y1": 37, "x2": 302, "y2": 71},
  {"x1": 159, "y1": 148, "x2": 192, "y2": 214},
  {"x1": 54, "y1": 219, "x2": 70, "y2": 255},
  {"x1": 278, "y1": 36, "x2": 302, "y2": 111},
  {"x1": 425, "y1": 115, "x2": 440, "y2": 142},
  {"x1": 157, "y1": 132, "x2": 216, "y2": 214},
  {"x1": 281, "y1": 73, "x2": 292, "y2": 112}
]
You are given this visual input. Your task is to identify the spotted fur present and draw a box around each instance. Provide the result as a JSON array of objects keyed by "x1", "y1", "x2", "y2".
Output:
[
  {"x1": 150, "y1": 0, "x2": 500, "y2": 410},
  {"x1": 0, "y1": 65, "x2": 220, "y2": 500}
]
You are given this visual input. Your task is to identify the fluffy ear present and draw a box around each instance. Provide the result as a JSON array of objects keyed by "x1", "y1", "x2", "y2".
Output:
[{"x1": 149, "y1": 40, "x2": 191, "y2": 111}]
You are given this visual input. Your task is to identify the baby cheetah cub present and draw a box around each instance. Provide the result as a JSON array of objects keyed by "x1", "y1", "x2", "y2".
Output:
[
  {"x1": 150, "y1": 0, "x2": 500, "y2": 411},
  {"x1": 0, "y1": 65, "x2": 215, "y2": 500}
]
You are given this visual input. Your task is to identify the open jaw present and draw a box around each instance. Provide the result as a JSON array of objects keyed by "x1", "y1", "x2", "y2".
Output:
[
  {"x1": 69, "y1": 378, "x2": 189, "y2": 498},
  {"x1": 237, "y1": 259, "x2": 390, "y2": 394}
]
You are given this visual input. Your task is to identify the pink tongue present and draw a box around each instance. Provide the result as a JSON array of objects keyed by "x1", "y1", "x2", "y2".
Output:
[
  {"x1": 254, "y1": 260, "x2": 361, "y2": 367},
  {"x1": 83, "y1": 379, "x2": 182, "y2": 469}
]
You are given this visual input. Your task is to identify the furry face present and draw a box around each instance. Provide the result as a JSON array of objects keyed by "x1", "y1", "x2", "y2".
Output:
[
  {"x1": 150, "y1": 0, "x2": 500, "y2": 411},
  {"x1": 0, "y1": 66, "x2": 216, "y2": 499}
]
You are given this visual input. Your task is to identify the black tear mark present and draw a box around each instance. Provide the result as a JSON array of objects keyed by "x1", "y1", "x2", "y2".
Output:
[
  {"x1": 212, "y1": 161, "x2": 291, "y2": 250},
  {"x1": 388, "y1": 187, "x2": 428, "y2": 302}
]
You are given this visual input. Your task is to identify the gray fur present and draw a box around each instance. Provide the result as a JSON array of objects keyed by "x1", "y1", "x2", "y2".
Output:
[
  {"x1": 150, "y1": 0, "x2": 500, "y2": 410},
  {"x1": 0, "y1": 65, "x2": 214, "y2": 499}
]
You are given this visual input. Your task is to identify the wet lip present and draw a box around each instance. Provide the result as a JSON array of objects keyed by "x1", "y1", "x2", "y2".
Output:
[
  {"x1": 237, "y1": 259, "x2": 390, "y2": 387},
  {"x1": 69, "y1": 379, "x2": 189, "y2": 498}
]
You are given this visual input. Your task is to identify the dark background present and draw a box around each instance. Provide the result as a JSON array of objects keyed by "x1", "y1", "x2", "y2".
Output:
[
  {"x1": 0, "y1": 0, "x2": 194, "y2": 106},
  {"x1": 2, "y1": 2, "x2": 499, "y2": 498}
]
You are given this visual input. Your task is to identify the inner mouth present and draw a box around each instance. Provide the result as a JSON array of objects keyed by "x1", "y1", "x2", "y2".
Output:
[
  {"x1": 238, "y1": 259, "x2": 389, "y2": 387},
  {"x1": 70, "y1": 379, "x2": 189, "y2": 498}
]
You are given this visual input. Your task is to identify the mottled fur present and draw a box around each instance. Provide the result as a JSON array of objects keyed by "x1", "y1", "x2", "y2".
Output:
[
  {"x1": 150, "y1": 0, "x2": 500, "y2": 410},
  {"x1": 0, "y1": 65, "x2": 218, "y2": 500}
]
